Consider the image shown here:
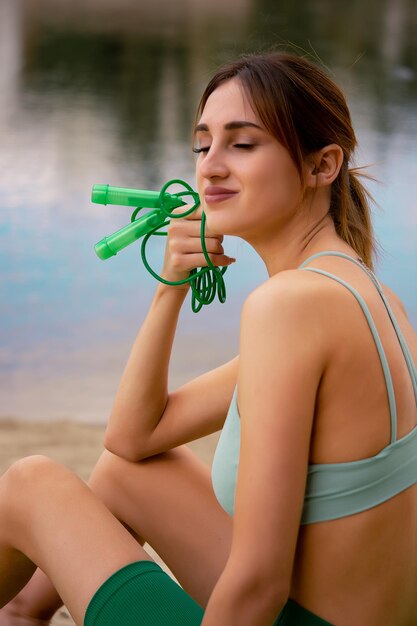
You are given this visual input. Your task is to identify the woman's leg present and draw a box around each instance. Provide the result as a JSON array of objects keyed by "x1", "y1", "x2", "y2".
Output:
[
  {"x1": 0, "y1": 567, "x2": 62, "y2": 624},
  {"x1": 89, "y1": 446, "x2": 233, "y2": 604},
  {"x1": 0, "y1": 446, "x2": 232, "y2": 621},
  {"x1": 0, "y1": 455, "x2": 153, "y2": 625}
]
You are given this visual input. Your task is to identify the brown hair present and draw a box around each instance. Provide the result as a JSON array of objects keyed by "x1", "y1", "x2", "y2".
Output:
[{"x1": 196, "y1": 52, "x2": 376, "y2": 268}]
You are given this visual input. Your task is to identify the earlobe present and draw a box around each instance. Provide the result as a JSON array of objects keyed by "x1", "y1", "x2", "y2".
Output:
[{"x1": 306, "y1": 144, "x2": 344, "y2": 188}]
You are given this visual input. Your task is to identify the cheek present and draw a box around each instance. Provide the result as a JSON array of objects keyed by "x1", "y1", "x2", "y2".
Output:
[
  {"x1": 248, "y1": 163, "x2": 301, "y2": 206},
  {"x1": 265, "y1": 157, "x2": 301, "y2": 199}
]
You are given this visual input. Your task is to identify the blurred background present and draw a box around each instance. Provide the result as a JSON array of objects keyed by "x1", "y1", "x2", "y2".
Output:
[{"x1": 1, "y1": 0, "x2": 416, "y2": 423}]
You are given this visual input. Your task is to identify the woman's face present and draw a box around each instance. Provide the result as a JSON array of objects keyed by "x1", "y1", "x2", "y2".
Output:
[{"x1": 194, "y1": 78, "x2": 304, "y2": 242}]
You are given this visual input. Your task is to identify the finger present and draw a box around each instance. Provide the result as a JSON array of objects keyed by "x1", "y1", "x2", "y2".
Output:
[
  {"x1": 182, "y1": 208, "x2": 222, "y2": 238},
  {"x1": 183, "y1": 204, "x2": 203, "y2": 219},
  {"x1": 202, "y1": 224, "x2": 223, "y2": 240},
  {"x1": 173, "y1": 205, "x2": 221, "y2": 240},
  {"x1": 171, "y1": 204, "x2": 202, "y2": 219},
  {"x1": 169, "y1": 219, "x2": 223, "y2": 242},
  {"x1": 182, "y1": 252, "x2": 236, "y2": 269},
  {"x1": 174, "y1": 238, "x2": 225, "y2": 255}
]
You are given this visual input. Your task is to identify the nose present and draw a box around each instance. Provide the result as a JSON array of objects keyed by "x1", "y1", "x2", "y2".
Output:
[{"x1": 197, "y1": 145, "x2": 229, "y2": 180}]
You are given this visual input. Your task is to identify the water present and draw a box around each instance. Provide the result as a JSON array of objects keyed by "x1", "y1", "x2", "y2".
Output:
[{"x1": 1, "y1": 0, "x2": 416, "y2": 422}]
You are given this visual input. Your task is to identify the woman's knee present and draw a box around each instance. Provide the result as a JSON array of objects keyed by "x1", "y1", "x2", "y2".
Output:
[
  {"x1": 0, "y1": 456, "x2": 68, "y2": 533},
  {"x1": 87, "y1": 449, "x2": 140, "y2": 515},
  {"x1": 2, "y1": 455, "x2": 62, "y2": 491},
  {"x1": 88, "y1": 449, "x2": 127, "y2": 492},
  {"x1": 89, "y1": 448, "x2": 174, "y2": 491},
  {"x1": 88, "y1": 447, "x2": 191, "y2": 517}
]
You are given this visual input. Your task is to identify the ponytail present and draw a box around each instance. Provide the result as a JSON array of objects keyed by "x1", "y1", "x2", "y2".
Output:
[{"x1": 330, "y1": 164, "x2": 376, "y2": 269}]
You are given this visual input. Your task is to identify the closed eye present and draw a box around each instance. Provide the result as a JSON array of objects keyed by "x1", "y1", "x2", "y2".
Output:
[{"x1": 193, "y1": 143, "x2": 255, "y2": 154}]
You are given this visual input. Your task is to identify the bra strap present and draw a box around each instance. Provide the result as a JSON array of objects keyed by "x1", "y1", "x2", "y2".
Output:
[
  {"x1": 300, "y1": 251, "x2": 417, "y2": 404},
  {"x1": 300, "y1": 267, "x2": 398, "y2": 443}
]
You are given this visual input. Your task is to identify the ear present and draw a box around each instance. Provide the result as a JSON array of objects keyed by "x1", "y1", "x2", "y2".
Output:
[{"x1": 304, "y1": 144, "x2": 344, "y2": 188}]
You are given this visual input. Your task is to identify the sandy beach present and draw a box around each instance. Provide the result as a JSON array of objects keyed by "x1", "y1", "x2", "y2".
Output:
[{"x1": 0, "y1": 417, "x2": 219, "y2": 625}]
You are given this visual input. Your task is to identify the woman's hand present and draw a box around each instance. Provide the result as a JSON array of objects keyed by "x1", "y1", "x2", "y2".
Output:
[{"x1": 160, "y1": 205, "x2": 236, "y2": 286}]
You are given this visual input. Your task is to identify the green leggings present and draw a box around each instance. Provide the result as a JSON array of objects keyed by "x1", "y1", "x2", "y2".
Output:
[{"x1": 84, "y1": 561, "x2": 332, "y2": 625}]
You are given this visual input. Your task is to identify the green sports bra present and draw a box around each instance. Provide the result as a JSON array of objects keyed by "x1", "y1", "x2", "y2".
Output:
[{"x1": 211, "y1": 251, "x2": 417, "y2": 524}]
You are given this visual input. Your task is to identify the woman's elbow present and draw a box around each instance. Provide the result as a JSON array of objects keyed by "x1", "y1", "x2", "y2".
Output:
[
  {"x1": 265, "y1": 582, "x2": 290, "y2": 617},
  {"x1": 103, "y1": 427, "x2": 146, "y2": 463},
  {"x1": 227, "y1": 568, "x2": 290, "y2": 620},
  {"x1": 252, "y1": 577, "x2": 289, "y2": 618}
]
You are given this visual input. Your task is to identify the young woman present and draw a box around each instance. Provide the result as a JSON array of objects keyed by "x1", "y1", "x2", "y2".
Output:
[{"x1": 1, "y1": 52, "x2": 417, "y2": 626}]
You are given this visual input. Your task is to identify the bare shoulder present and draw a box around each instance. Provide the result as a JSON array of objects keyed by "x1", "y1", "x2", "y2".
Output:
[{"x1": 241, "y1": 268, "x2": 339, "y2": 328}]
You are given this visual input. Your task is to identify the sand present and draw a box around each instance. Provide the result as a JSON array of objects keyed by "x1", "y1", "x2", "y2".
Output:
[{"x1": 0, "y1": 417, "x2": 219, "y2": 625}]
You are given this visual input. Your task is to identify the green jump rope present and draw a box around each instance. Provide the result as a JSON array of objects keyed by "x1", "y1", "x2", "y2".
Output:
[{"x1": 92, "y1": 179, "x2": 227, "y2": 313}]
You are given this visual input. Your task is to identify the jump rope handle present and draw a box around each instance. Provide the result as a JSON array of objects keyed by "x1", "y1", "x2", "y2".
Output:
[{"x1": 92, "y1": 179, "x2": 228, "y2": 312}]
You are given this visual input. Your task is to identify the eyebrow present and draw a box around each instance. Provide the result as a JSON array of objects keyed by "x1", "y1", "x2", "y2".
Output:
[{"x1": 194, "y1": 120, "x2": 263, "y2": 134}]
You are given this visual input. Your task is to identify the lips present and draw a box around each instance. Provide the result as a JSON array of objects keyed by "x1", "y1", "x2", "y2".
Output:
[{"x1": 204, "y1": 186, "x2": 238, "y2": 203}]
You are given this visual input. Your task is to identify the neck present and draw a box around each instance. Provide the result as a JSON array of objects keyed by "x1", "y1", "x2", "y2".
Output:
[{"x1": 245, "y1": 197, "x2": 354, "y2": 277}]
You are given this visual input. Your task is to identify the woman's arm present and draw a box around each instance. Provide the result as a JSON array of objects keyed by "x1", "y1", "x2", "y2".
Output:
[
  {"x1": 104, "y1": 206, "x2": 237, "y2": 461},
  {"x1": 202, "y1": 271, "x2": 329, "y2": 625}
]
